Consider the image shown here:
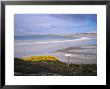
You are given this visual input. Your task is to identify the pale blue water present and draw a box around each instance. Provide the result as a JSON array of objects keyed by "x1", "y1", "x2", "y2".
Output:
[
  {"x1": 15, "y1": 35, "x2": 79, "y2": 43},
  {"x1": 14, "y1": 35, "x2": 97, "y2": 59}
]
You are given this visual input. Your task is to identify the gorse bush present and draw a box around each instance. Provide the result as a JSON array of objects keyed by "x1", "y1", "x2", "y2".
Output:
[{"x1": 22, "y1": 56, "x2": 59, "y2": 62}]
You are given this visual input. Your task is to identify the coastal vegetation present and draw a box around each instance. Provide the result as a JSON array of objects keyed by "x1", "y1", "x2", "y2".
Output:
[
  {"x1": 14, "y1": 56, "x2": 97, "y2": 76},
  {"x1": 22, "y1": 56, "x2": 58, "y2": 61}
]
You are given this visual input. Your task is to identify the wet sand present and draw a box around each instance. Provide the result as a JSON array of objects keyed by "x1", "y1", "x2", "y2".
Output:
[
  {"x1": 56, "y1": 44, "x2": 97, "y2": 64},
  {"x1": 15, "y1": 37, "x2": 97, "y2": 64}
]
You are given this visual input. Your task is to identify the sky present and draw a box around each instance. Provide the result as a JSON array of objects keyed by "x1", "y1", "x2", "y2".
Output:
[{"x1": 14, "y1": 14, "x2": 97, "y2": 36}]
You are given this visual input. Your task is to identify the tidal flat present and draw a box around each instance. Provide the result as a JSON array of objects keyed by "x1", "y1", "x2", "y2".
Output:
[
  {"x1": 14, "y1": 35, "x2": 97, "y2": 76},
  {"x1": 15, "y1": 36, "x2": 97, "y2": 64}
]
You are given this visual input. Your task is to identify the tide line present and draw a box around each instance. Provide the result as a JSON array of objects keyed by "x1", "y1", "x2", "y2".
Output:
[{"x1": 15, "y1": 37, "x2": 90, "y2": 45}]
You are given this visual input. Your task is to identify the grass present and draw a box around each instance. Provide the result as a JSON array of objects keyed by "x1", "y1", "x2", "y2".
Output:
[{"x1": 14, "y1": 56, "x2": 97, "y2": 76}]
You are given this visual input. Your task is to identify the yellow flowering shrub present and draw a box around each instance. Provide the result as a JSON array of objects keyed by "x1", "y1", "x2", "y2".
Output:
[{"x1": 22, "y1": 56, "x2": 59, "y2": 62}]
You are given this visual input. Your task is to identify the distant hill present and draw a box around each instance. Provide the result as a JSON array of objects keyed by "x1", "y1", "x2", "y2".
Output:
[
  {"x1": 15, "y1": 32, "x2": 97, "y2": 37},
  {"x1": 47, "y1": 32, "x2": 97, "y2": 37}
]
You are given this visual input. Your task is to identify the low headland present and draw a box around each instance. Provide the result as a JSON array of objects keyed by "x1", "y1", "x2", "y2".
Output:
[{"x1": 14, "y1": 55, "x2": 97, "y2": 76}]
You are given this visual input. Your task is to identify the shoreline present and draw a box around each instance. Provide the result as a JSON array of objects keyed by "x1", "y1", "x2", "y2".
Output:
[
  {"x1": 15, "y1": 37, "x2": 93, "y2": 45},
  {"x1": 16, "y1": 44, "x2": 97, "y2": 64},
  {"x1": 56, "y1": 44, "x2": 97, "y2": 64},
  {"x1": 14, "y1": 37, "x2": 97, "y2": 64}
]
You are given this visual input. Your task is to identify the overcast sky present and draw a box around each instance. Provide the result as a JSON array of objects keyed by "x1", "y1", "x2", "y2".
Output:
[{"x1": 14, "y1": 14, "x2": 97, "y2": 36}]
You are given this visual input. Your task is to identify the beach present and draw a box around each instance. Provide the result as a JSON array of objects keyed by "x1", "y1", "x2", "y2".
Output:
[
  {"x1": 14, "y1": 36, "x2": 97, "y2": 64},
  {"x1": 14, "y1": 14, "x2": 97, "y2": 76},
  {"x1": 56, "y1": 44, "x2": 97, "y2": 64}
]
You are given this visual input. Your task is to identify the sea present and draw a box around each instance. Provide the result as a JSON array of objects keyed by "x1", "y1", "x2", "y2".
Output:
[
  {"x1": 14, "y1": 35, "x2": 79, "y2": 44},
  {"x1": 14, "y1": 35, "x2": 97, "y2": 61}
]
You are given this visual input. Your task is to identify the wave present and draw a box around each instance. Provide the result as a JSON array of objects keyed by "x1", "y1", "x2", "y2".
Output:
[{"x1": 14, "y1": 37, "x2": 92, "y2": 45}]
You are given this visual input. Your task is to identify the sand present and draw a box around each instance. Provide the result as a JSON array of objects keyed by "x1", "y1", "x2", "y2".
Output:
[
  {"x1": 14, "y1": 37, "x2": 97, "y2": 64},
  {"x1": 56, "y1": 44, "x2": 97, "y2": 64}
]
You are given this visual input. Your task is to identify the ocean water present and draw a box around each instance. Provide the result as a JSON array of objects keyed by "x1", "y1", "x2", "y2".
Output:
[
  {"x1": 14, "y1": 35, "x2": 79, "y2": 43},
  {"x1": 14, "y1": 35, "x2": 97, "y2": 63}
]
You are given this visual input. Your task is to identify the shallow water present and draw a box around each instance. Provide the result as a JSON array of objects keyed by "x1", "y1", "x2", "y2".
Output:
[
  {"x1": 15, "y1": 35, "x2": 79, "y2": 43},
  {"x1": 14, "y1": 36, "x2": 97, "y2": 64}
]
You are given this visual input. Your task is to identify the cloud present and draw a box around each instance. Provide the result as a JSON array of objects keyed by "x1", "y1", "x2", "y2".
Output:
[{"x1": 14, "y1": 14, "x2": 97, "y2": 35}]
